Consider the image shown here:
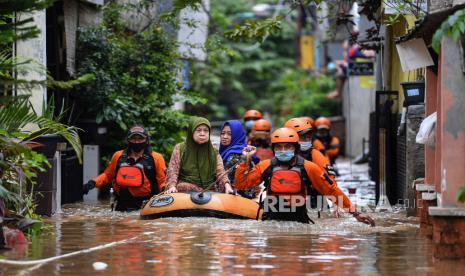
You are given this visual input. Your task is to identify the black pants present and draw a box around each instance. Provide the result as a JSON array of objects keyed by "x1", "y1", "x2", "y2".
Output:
[{"x1": 115, "y1": 188, "x2": 150, "y2": 212}]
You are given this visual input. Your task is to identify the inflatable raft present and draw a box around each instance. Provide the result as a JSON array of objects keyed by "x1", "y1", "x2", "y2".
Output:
[{"x1": 140, "y1": 192, "x2": 262, "y2": 220}]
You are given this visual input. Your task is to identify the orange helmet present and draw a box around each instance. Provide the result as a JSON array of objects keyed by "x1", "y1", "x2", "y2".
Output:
[
  {"x1": 243, "y1": 110, "x2": 263, "y2": 120},
  {"x1": 252, "y1": 119, "x2": 271, "y2": 131},
  {"x1": 284, "y1": 117, "x2": 313, "y2": 133},
  {"x1": 271, "y1": 128, "x2": 299, "y2": 144},
  {"x1": 299, "y1": 116, "x2": 314, "y2": 126},
  {"x1": 314, "y1": 117, "x2": 331, "y2": 129}
]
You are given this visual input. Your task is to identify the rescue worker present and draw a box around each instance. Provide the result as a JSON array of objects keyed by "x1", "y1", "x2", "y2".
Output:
[
  {"x1": 165, "y1": 117, "x2": 234, "y2": 194},
  {"x1": 243, "y1": 109, "x2": 263, "y2": 140},
  {"x1": 219, "y1": 120, "x2": 259, "y2": 198},
  {"x1": 285, "y1": 117, "x2": 337, "y2": 215},
  {"x1": 82, "y1": 126, "x2": 166, "y2": 211},
  {"x1": 250, "y1": 119, "x2": 274, "y2": 160},
  {"x1": 299, "y1": 116, "x2": 325, "y2": 153},
  {"x1": 284, "y1": 117, "x2": 334, "y2": 175},
  {"x1": 234, "y1": 128, "x2": 374, "y2": 226},
  {"x1": 314, "y1": 117, "x2": 341, "y2": 165}
]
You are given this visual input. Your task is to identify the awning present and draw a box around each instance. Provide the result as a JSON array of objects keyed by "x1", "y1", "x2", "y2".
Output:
[{"x1": 397, "y1": 4, "x2": 465, "y2": 46}]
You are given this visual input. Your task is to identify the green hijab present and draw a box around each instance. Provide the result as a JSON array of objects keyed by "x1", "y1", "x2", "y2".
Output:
[{"x1": 178, "y1": 117, "x2": 217, "y2": 188}]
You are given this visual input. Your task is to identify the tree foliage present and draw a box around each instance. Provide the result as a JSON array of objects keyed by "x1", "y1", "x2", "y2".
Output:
[
  {"x1": 432, "y1": 8, "x2": 465, "y2": 53},
  {"x1": 188, "y1": 0, "x2": 338, "y2": 123},
  {"x1": 0, "y1": 96, "x2": 83, "y2": 217},
  {"x1": 0, "y1": 0, "x2": 84, "y2": 222},
  {"x1": 73, "y1": 3, "x2": 200, "y2": 158}
]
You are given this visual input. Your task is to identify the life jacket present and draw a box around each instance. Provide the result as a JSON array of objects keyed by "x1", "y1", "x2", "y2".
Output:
[
  {"x1": 262, "y1": 156, "x2": 310, "y2": 196},
  {"x1": 255, "y1": 147, "x2": 274, "y2": 161},
  {"x1": 257, "y1": 156, "x2": 315, "y2": 224},
  {"x1": 114, "y1": 148, "x2": 159, "y2": 198}
]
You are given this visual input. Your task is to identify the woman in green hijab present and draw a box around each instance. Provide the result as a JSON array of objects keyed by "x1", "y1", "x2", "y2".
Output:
[{"x1": 165, "y1": 117, "x2": 234, "y2": 194}]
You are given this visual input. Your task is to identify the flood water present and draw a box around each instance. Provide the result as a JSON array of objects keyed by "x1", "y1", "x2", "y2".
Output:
[{"x1": 2, "y1": 161, "x2": 465, "y2": 275}]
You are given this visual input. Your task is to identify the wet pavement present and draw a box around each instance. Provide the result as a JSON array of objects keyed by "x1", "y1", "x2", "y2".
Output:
[{"x1": 2, "y1": 159, "x2": 465, "y2": 275}]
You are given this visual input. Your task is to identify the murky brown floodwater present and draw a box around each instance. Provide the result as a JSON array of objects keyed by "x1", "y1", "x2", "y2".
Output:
[{"x1": 2, "y1": 161, "x2": 465, "y2": 275}]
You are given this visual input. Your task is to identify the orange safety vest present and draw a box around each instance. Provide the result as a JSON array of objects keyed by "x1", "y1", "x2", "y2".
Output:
[
  {"x1": 114, "y1": 150, "x2": 158, "y2": 198},
  {"x1": 262, "y1": 156, "x2": 310, "y2": 197}
]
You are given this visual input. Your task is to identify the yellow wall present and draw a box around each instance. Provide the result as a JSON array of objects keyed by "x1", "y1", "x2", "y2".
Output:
[
  {"x1": 300, "y1": 35, "x2": 314, "y2": 70},
  {"x1": 389, "y1": 14, "x2": 418, "y2": 109}
]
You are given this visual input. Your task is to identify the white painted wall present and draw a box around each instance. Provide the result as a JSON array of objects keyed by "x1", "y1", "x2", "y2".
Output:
[
  {"x1": 15, "y1": 10, "x2": 47, "y2": 118},
  {"x1": 343, "y1": 77, "x2": 376, "y2": 157},
  {"x1": 177, "y1": 0, "x2": 209, "y2": 61}
]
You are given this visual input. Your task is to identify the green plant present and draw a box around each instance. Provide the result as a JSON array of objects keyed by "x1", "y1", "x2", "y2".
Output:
[
  {"x1": 188, "y1": 0, "x2": 297, "y2": 120},
  {"x1": 432, "y1": 9, "x2": 465, "y2": 53},
  {"x1": 73, "y1": 3, "x2": 202, "y2": 158},
  {"x1": 457, "y1": 184, "x2": 465, "y2": 203},
  {"x1": 0, "y1": 0, "x2": 55, "y2": 46},
  {"x1": 0, "y1": 96, "x2": 83, "y2": 216},
  {"x1": 269, "y1": 69, "x2": 338, "y2": 125}
]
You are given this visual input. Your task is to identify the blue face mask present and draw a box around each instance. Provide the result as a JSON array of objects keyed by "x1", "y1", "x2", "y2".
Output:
[
  {"x1": 245, "y1": 120, "x2": 254, "y2": 130},
  {"x1": 299, "y1": 141, "x2": 312, "y2": 152},
  {"x1": 275, "y1": 150, "x2": 294, "y2": 162}
]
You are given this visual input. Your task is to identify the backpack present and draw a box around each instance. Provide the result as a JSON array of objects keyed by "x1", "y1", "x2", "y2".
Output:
[{"x1": 115, "y1": 148, "x2": 159, "y2": 195}]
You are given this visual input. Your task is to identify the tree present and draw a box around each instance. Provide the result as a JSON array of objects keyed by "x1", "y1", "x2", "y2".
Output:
[
  {"x1": 187, "y1": 0, "x2": 337, "y2": 122},
  {"x1": 0, "y1": 0, "x2": 83, "y2": 222},
  {"x1": 73, "y1": 2, "x2": 201, "y2": 159}
]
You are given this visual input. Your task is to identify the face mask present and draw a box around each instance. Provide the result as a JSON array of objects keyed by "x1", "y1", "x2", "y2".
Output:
[
  {"x1": 317, "y1": 130, "x2": 329, "y2": 139},
  {"x1": 275, "y1": 150, "x2": 294, "y2": 162},
  {"x1": 129, "y1": 142, "x2": 147, "y2": 152},
  {"x1": 245, "y1": 120, "x2": 254, "y2": 130},
  {"x1": 299, "y1": 141, "x2": 312, "y2": 151}
]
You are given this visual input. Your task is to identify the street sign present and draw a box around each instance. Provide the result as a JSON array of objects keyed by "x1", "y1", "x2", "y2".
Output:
[{"x1": 348, "y1": 61, "x2": 374, "y2": 76}]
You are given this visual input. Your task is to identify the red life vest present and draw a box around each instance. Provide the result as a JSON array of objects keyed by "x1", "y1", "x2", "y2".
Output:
[
  {"x1": 115, "y1": 163, "x2": 148, "y2": 188},
  {"x1": 114, "y1": 149, "x2": 158, "y2": 198},
  {"x1": 262, "y1": 156, "x2": 310, "y2": 196}
]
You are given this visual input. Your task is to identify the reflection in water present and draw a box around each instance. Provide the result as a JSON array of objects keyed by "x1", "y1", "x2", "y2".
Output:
[
  {"x1": 2, "y1": 203, "x2": 465, "y2": 275},
  {"x1": 2, "y1": 161, "x2": 465, "y2": 275}
]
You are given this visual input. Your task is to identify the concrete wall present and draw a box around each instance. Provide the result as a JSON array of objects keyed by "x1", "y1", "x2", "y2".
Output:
[
  {"x1": 424, "y1": 68, "x2": 437, "y2": 186},
  {"x1": 438, "y1": 37, "x2": 465, "y2": 207},
  {"x1": 406, "y1": 104, "x2": 425, "y2": 214},
  {"x1": 15, "y1": 11, "x2": 47, "y2": 117},
  {"x1": 343, "y1": 77, "x2": 375, "y2": 157}
]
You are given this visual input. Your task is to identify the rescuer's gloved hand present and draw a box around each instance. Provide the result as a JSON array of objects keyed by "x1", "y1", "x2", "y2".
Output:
[{"x1": 82, "y1": 180, "x2": 96, "y2": 195}]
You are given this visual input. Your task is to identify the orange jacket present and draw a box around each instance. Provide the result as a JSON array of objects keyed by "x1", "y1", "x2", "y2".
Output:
[
  {"x1": 310, "y1": 149, "x2": 330, "y2": 170},
  {"x1": 95, "y1": 150, "x2": 166, "y2": 197},
  {"x1": 234, "y1": 159, "x2": 353, "y2": 210},
  {"x1": 255, "y1": 147, "x2": 274, "y2": 161},
  {"x1": 312, "y1": 139, "x2": 326, "y2": 152},
  {"x1": 325, "y1": 136, "x2": 340, "y2": 159},
  {"x1": 314, "y1": 137, "x2": 340, "y2": 159},
  {"x1": 301, "y1": 149, "x2": 336, "y2": 182}
]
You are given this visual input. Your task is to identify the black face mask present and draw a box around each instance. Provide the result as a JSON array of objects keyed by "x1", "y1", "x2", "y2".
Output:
[{"x1": 128, "y1": 142, "x2": 147, "y2": 152}]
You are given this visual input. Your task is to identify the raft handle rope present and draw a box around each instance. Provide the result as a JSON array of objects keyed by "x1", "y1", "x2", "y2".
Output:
[
  {"x1": 160, "y1": 158, "x2": 243, "y2": 197},
  {"x1": 197, "y1": 158, "x2": 243, "y2": 197}
]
